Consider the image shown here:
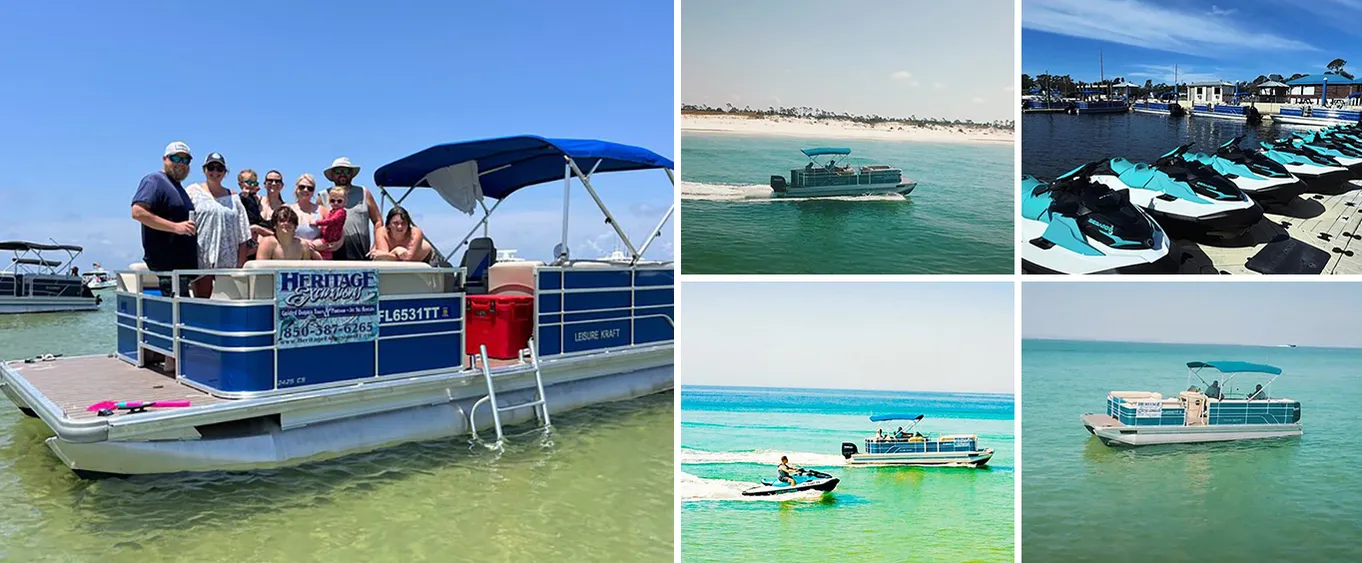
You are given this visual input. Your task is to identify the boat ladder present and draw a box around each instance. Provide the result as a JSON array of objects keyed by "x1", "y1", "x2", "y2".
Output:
[{"x1": 469, "y1": 339, "x2": 551, "y2": 443}]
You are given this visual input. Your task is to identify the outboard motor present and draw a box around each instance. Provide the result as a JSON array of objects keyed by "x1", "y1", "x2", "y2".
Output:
[
  {"x1": 769, "y1": 175, "x2": 788, "y2": 193},
  {"x1": 841, "y1": 442, "x2": 858, "y2": 459},
  {"x1": 1169, "y1": 104, "x2": 1186, "y2": 118},
  {"x1": 1246, "y1": 106, "x2": 1263, "y2": 126}
]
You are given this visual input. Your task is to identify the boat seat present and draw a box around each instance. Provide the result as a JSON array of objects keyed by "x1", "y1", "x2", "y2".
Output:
[
  {"x1": 488, "y1": 261, "x2": 542, "y2": 297},
  {"x1": 210, "y1": 260, "x2": 441, "y2": 300},
  {"x1": 461, "y1": 237, "x2": 496, "y2": 295},
  {"x1": 121, "y1": 262, "x2": 170, "y2": 293}
]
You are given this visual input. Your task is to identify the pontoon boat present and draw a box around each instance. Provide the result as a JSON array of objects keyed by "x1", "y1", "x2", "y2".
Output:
[
  {"x1": 841, "y1": 414, "x2": 994, "y2": 467},
  {"x1": 0, "y1": 135, "x2": 675, "y2": 477},
  {"x1": 1081, "y1": 361, "x2": 1302, "y2": 447},
  {"x1": 769, "y1": 148, "x2": 916, "y2": 197},
  {"x1": 0, "y1": 241, "x2": 100, "y2": 314}
]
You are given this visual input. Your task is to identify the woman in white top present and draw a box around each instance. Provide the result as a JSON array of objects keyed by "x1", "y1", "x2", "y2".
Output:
[
  {"x1": 186, "y1": 152, "x2": 250, "y2": 297},
  {"x1": 284, "y1": 173, "x2": 341, "y2": 256}
]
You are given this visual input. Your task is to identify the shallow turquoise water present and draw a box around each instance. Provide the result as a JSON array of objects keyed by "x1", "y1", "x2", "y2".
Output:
[
  {"x1": 680, "y1": 133, "x2": 1014, "y2": 274},
  {"x1": 681, "y1": 386, "x2": 1015, "y2": 562},
  {"x1": 1023, "y1": 339, "x2": 1362, "y2": 561},
  {"x1": 0, "y1": 296, "x2": 673, "y2": 562}
]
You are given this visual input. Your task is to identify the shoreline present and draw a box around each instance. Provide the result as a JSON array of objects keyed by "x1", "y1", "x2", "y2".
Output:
[{"x1": 682, "y1": 113, "x2": 1013, "y2": 145}]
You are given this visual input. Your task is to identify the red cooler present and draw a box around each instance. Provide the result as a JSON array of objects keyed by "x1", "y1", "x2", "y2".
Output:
[{"x1": 465, "y1": 295, "x2": 535, "y2": 359}]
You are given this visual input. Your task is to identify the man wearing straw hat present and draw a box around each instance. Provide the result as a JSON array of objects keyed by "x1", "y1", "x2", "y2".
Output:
[{"x1": 323, "y1": 156, "x2": 381, "y2": 260}]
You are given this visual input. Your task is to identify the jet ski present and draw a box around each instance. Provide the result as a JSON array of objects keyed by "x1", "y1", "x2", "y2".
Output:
[
  {"x1": 1021, "y1": 163, "x2": 1178, "y2": 274},
  {"x1": 740, "y1": 468, "x2": 839, "y2": 497},
  {"x1": 1287, "y1": 133, "x2": 1362, "y2": 172},
  {"x1": 1089, "y1": 147, "x2": 1263, "y2": 239},
  {"x1": 1184, "y1": 136, "x2": 1308, "y2": 206},
  {"x1": 1258, "y1": 138, "x2": 1354, "y2": 192}
]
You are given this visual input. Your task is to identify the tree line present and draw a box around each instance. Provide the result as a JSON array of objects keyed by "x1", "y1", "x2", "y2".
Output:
[
  {"x1": 680, "y1": 103, "x2": 1013, "y2": 130},
  {"x1": 1022, "y1": 59, "x2": 1353, "y2": 99}
]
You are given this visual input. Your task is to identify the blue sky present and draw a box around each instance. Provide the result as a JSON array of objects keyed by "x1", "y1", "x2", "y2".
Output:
[
  {"x1": 1024, "y1": 282, "x2": 1362, "y2": 348},
  {"x1": 1023, "y1": 0, "x2": 1361, "y2": 84},
  {"x1": 683, "y1": 0, "x2": 1015, "y2": 122},
  {"x1": 682, "y1": 282, "x2": 1015, "y2": 393},
  {"x1": 0, "y1": 1, "x2": 673, "y2": 270}
]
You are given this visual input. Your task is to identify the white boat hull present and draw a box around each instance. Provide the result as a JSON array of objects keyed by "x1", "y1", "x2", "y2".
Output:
[
  {"x1": 846, "y1": 448, "x2": 993, "y2": 467},
  {"x1": 87, "y1": 281, "x2": 116, "y2": 290},
  {"x1": 5, "y1": 348, "x2": 672, "y2": 476},
  {"x1": 1272, "y1": 115, "x2": 1356, "y2": 128},
  {"x1": 776, "y1": 181, "x2": 916, "y2": 198},
  {"x1": 0, "y1": 296, "x2": 98, "y2": 314},
  {"x1": 1082, "y1": 414, "x2": 1302, "y2": 446}
]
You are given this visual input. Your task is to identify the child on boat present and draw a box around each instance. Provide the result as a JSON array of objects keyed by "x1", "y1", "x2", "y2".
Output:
[{"x1": 312, "y1": 187, "x2": 348, "y2": 260}]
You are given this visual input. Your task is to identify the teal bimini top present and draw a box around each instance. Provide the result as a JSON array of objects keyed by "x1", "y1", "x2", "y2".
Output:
[
  {"x1": 1186, "y1": 361, "x2": 1283, "y2": 375},
  {"x1": 801, "y1": 147, "x2": 852, "y2": 157},
  {"x1": 869, "y1": 414, "x2": 924, "y2": 422}
]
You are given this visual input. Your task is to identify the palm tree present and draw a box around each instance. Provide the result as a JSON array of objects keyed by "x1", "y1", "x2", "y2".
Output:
[{"x1": 1328, "y1": 58, "x2": 1354, "y2": 80}]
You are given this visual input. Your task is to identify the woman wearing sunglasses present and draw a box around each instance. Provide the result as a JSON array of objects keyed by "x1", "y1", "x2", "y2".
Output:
[
  {"x1": 282, "y1": 174, "x2": 342, "y2": 257},
  {"x1": 185, "y1": 152, "x2": 251, "y2": 297}
]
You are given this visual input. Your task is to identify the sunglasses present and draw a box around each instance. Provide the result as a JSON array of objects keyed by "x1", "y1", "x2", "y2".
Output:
[
  {"x1": 298, "y1": 185, "x2": 316, "y2": 191},
  {"x1": 329, "y1": 198, "x2": 346, "y2": 204},
  {"x1": 206, "y1": 165, "x2": 226, "y2": 173},
  {"x1": 242, "y1": 180, "x2": 259, "y2": 187},
  {"x1": 331, "y1": 168, "x2": 353, "y2": 176},
  {"x1": 167, "y1": 154, "x2": 192, "y2": 164},
  {"x1": 265, "y1": 178, "x2": 283, "y2": 185}
]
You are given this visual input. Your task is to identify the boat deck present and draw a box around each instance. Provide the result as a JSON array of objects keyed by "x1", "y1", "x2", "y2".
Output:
[
  {"x1": 1177, "y1": 180, "x2": 1362, "y2": 274},
  {"x1": 1080, "y1": 413, "x2": 1123, "y2": 429},
  {"x1": 3, "y1": 354, "x2": 525, "y2": 422},
  {"x1": 4, "y1": 356, "x2": 224, "y2": 420}
]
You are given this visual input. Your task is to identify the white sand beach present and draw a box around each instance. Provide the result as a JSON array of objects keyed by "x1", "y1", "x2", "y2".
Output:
[{"x1": 682, "y1": 113, "x2": 1014, "y2": 144}]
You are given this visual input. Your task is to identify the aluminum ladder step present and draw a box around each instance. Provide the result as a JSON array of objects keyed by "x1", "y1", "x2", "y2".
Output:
[{"x1": 470, "y1": 339, "x2": 551, "y2": 442}]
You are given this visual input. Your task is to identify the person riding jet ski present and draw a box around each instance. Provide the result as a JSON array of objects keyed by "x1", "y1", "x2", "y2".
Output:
[{"x1": 740, "y1": 457, "x2": 840, "y2": 496}]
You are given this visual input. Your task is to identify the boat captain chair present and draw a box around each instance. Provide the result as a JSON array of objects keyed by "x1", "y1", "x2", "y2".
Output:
[{"x1": 461, "y1": 237, "x2": 496, "y2": 294}]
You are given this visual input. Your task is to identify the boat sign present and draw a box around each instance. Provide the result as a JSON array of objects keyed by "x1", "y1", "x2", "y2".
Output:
[
  {"x1": 1135, "y1": 401, "x2": 1163, "y2": 418},
  {"x1": 275, "y1": 270, "x2": 380, "y2": 349}
]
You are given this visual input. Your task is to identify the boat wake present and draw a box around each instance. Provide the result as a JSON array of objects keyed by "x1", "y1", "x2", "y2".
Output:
[
  {"x1": 680, "y1": 448, "x2": 847, "y2": 467},
  {"x1": 679, "y1": 472, "x2": 827, "y2": 502},
  {"x1": 680, "y1": 181, "x2": 908, "y2": 202}
]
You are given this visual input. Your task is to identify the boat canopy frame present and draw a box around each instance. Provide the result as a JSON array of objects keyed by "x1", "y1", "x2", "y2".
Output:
[
  {"x1": 371, "y1": 135, "x2": 675, "y2": 267},
  {"x1": 1186, "y1": 361, "x2": 1283, "y2": 400},
  {"x1": 801, "y1": 147, "x2": 852, "y2": 167},
  {"x1": 869, "y1": 413, "x2": 925, "y2": 434},
  {"x1": 1, "y1": 241, "x2": 83, "y2": 275}
]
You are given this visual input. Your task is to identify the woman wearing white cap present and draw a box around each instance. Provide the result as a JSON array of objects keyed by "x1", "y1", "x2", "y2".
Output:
[
  {"x1": 323, "y1": 157, "x2": 381, "y2": 260},
  {"x1": 185, "y1": 152, "x2": 251, "y2": 297}
]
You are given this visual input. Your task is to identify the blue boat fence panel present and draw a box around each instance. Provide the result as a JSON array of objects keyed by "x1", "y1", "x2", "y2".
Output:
[{"x1": 535, "y1": 265, "x2": 673, "y2": 356}]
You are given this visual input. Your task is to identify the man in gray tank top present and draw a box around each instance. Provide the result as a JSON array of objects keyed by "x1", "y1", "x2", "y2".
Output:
[{"x1": 324, "y1": 157, "x2": 382, "y2": 260}]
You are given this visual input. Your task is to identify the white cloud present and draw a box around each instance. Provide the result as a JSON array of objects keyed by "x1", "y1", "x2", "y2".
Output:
[
  {"x1": 1124, "y1": 64, "x2": 1224, "y2": 83},
  {"x1": 1023, "y1": 0, "x2": 1316, "y2": 55},
  {"x1": 1209, "y1": 5, "x2": 1237, "y2": 16},
  {"x1": 890, "y1": 70, "x2": 912, "y2": 81}
]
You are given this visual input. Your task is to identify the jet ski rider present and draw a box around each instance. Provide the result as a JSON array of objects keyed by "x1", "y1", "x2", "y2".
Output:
[{"x1": 778, "y1": 456, "x2": 801, "y2": 485}]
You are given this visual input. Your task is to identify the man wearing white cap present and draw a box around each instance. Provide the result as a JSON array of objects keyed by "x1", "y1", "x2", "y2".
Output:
[
  {"x1": 323, "y1": 157, "x2": 382, "y2": 260},
  {"x1": 131, "y1": 141, "x2": 198, "y2": 295}
]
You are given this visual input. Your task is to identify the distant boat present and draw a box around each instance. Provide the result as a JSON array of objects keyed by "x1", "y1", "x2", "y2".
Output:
[
  {"x1": 769, "y1": 148, "x2": 916, "y2": 198},
  {"x1": 1, "y1": 241, "x2": 100, "y2": 314}
]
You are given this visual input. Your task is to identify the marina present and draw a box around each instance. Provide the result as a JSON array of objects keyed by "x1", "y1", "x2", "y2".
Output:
[
  {"x1": 0, "y1": 135, "x2": 676, "y2": 477},
  {"x1": 1022, "y1": 112, "x2": 1362, "y2": 274},
  {"x1": 1081, "y1": 360, "x2": 1302, "y2": 447}
]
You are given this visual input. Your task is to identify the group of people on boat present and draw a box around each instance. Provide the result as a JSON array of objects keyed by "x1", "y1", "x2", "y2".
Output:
[
  {"x1": 131, "y1": 141, "x2": 439, "y2": 297},
  {"x1": 1197, "y1": 380, "x2": 1269, "y2": 401},
  {"x1": 873, "y1": 427, "x2": 925, "y2": 441}
]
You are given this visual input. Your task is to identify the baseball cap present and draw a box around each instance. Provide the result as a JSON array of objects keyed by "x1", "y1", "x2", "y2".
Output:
[
  {"x1": 164, "y1": 141, "x2": 192, "y2": 157},
  {"x1": 204, "y1": 152, "x2": 227, "y2": 167}
]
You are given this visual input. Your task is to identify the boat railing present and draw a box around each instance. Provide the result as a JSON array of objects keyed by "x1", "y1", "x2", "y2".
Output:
[{"x1": 112, "y1": 259, "x2": 673, "y2": 399}]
